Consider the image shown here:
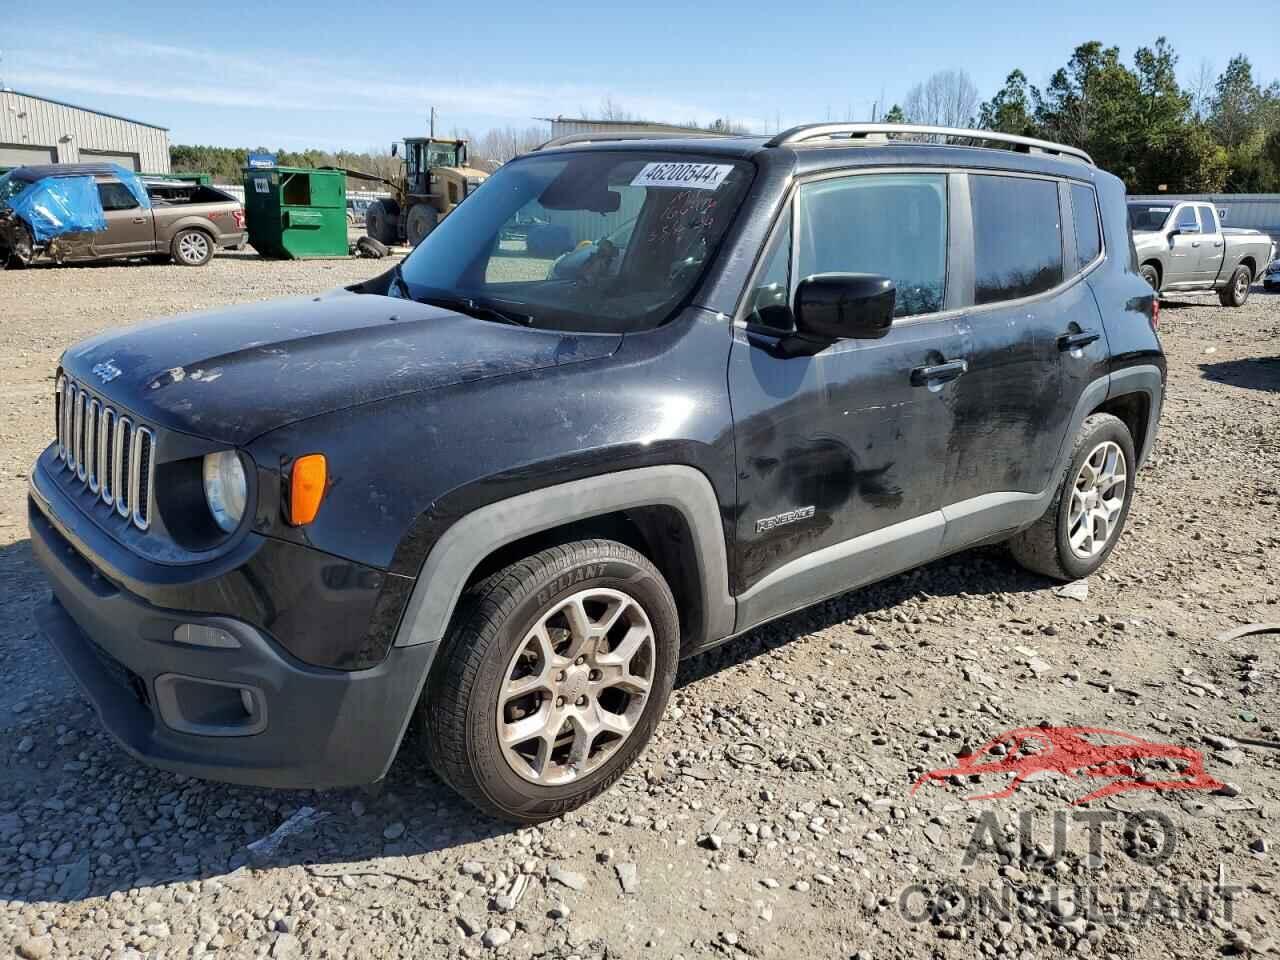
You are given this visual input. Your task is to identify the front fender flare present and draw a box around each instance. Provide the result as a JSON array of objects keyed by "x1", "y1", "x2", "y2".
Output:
[{"x1": 393, "y1": 465, "x2": 736, "y2": 651}]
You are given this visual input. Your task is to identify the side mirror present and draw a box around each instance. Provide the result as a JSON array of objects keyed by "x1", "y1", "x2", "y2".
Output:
[
  {"x1": 794, "y1": 273, "x2": 896, "y2": 341},
  {"x1": 391, "y1": 143, "x2": 398, "y2": 157}
]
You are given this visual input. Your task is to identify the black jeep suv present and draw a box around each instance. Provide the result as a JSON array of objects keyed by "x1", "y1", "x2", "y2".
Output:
[{"x1": 30, "y1": 124, "x2": 1164, "y2": 822}]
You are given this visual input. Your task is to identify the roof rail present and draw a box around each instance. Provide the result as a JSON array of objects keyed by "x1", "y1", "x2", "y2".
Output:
[
  {"x1": 765, "y1": 123, "x2": 1093, "y2": 165},
  {"x1": 534, "y1": 130, "x2": 735, "y2": 151}
]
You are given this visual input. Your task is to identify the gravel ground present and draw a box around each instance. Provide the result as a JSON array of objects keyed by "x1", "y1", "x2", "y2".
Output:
[{"x1": 0, "y1": 255, "x2": 1277, "y2": 960}]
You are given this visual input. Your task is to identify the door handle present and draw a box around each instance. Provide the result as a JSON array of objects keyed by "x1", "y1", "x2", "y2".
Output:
[
  {"x1": 1190, "y1": 241, "x2": 1201, "y2": 247},
  {"x1": 1213, "y1": 241, "x2": 1223, "y2": 248},
  {"x1": 911, "y1": 358, "x2": 968, "y2": 386},
  {"x1": 131, "y1": 217, "x2": 146, "y2": 224},
  {"x1": 1058, "y1": 330, "x2": 1101, "y2": 351}
]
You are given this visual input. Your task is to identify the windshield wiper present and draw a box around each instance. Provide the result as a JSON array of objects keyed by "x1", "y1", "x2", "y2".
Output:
[{"x1": 416, "y1": 294, "x2": 533, "y2": 327}]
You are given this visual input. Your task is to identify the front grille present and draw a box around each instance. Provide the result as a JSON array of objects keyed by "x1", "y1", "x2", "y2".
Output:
[{"x1": 55, "y1": 376, "x2": 156, "y2": 531}]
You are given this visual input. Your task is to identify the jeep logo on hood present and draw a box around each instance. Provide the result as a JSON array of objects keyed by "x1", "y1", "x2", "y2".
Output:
[{"x1": 91, "y1": 359, "x2": 123, "y2": 383}]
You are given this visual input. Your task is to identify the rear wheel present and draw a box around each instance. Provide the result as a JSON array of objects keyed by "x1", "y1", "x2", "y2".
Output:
[
  {"x1": 1009, "y1": 413, "x2": 1136, "y2": 581},
  {"x1": 365, "y1": 200, "x2": 400, "y2": 246},
  {"x1": 406, "y1": 203, "x2": 439, "y2": 246},
  {"x1": 422, "y1": 539, "x2": 679, "y2": 823},
  {"x1": 171, "y1": 228, "x2": 213, "y2": 267},
  {"x1": 1218, "y1": 265, "x2": 1252, "y2": 307}
]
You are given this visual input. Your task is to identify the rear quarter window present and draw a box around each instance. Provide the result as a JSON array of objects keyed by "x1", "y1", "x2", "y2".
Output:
[
  {"x1": 1070, "y1": 183, "x2": 1102, "y2": 267},
  {"x1": 971, "y1": 174, "x2": 1064, "y2": 305}
]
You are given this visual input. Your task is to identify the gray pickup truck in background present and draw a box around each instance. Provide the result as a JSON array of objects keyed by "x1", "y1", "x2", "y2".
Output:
[
  {"x1": 1129, "y1": 199, "x2": 1276, "y2": 306},
  {"x1": 1, "y1": 163, "x2": 246, "y2": 268}
]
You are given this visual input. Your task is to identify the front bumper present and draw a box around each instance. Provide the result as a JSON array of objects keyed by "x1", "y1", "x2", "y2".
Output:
[{"x1": 28, "y1": 487, "x2": 436, "y2": 790}]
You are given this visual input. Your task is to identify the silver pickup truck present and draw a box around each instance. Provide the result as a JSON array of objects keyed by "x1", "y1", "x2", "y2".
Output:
[{"x1": 1129, "y1": 199, "x2": 1275, "y2": 307}]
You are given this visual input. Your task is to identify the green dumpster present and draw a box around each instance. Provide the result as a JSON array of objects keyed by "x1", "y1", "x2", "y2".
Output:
[{"x1": 242, "y1": 166, "x2": 348, "y2": 258}]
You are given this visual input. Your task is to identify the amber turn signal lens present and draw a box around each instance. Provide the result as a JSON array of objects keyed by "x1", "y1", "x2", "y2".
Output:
[{"x1": 288, "y1": 454, "x2": 327, "y2": 526}]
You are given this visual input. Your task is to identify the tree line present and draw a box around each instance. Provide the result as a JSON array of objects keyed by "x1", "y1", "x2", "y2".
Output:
[
  {"x1": 172, "y1": 39, "x2": 1279, "y2": 195},
  {"x1": 888, "y1": 40, "x2": 1280, "y2": 193}
]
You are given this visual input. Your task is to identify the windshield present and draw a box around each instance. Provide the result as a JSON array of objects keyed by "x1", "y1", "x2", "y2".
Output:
[
  {"x1": 0, "y1": 173, "x2": 30, "y2": 205},
  {"x1": 397, "y1": 150, "x2": 753, "y2": 333},
  {"x1": 425, "y1": 143, "x2": 460, "y2": 167},
  {"x1": 1128, "y1": 203, "x2": 1173, "y2": 232}
]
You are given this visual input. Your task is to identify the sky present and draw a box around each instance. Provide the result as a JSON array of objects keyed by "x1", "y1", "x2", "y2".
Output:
[{"x1": 3, "y1": 0, "x2": 1276, "y2": 152}]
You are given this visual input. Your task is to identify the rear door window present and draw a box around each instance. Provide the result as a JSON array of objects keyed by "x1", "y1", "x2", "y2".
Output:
[
  {"x1": 796, "y1": 173, "x2": 947, "y2": 318},
  {"x1": 970, "y1": 174, "x2": 1064, "y2": 304},
  {"x1": 1197, "y1": 205, "x2": 1218, "y2": 233},
  {"x1": 1070, "y1": 183, "x2": 1101, "y2": 268}
]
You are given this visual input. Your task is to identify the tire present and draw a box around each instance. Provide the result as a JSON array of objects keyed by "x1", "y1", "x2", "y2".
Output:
[
  {"x1": 1218, "y1": 265, "x2": 1252, "y2": 307},
  {"x1": 355, "y1": 235, "x2": 388, "y2": 259},
  {"x1": 1009, "y1": 413, "x2": 1137, "y2": 582},
  {"x1": 1140, "y1": 263, "x2": 1160, "y2": 293},
  {"x1": 171, "y1": 228, "x2": 213, "y2": 267},
  {"x1": 406, "y1": 203, "x2": 439, "y2": 246},
  {"x1": 422, "y1": 539, "x2": 679, "y2": 823},
  {"x1": 365, "y1": 200, "x2": 400, "y2": 246},
  {"x1": 3, "y1": 221, "x2": 34, "y2": 269}
]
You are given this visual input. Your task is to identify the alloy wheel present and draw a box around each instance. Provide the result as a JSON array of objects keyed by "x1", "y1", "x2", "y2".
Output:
[
  {"x1": 179, "y1": 233, "x2": 209, "y2": 264},
  {"x1": 1067, "y1": 440, "x2": 1127, "y2": 559},
  {"x1": 496, "y1": 588, "x2": 655, "y2": 786}
]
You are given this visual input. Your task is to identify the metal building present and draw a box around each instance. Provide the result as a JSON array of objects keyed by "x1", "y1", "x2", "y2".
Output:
[
  {"x1": 0, "y1": 89, "x2": 170, "y2": 172},
  {"x1": 1130, "y1": 194, "x2": 1280, "y2": 245}
]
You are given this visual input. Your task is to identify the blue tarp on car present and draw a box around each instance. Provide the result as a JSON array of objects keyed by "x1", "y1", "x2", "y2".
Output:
[
  {"x1": 0, "y1": 164, "x2": 148, "y2": 243},
  {"x1": 1, "y1": 173, "x2": 106, "y2": 242}
]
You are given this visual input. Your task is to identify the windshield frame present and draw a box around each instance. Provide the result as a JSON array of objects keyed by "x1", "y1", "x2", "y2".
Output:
[{"x1": 395, "y1": 148, "x2": 757, "y2": 335}]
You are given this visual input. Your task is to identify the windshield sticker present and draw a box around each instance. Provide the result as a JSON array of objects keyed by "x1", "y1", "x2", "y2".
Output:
[{"x1": 631, "y1": 162, "x2": 734, "y2": 191}]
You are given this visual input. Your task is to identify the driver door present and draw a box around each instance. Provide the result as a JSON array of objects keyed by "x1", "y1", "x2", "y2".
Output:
[
  {"x1": 1168, "y1": 204, "x2": 1204, "y2": 283},
  {"x1": 729, "y1": 172, "x2": 964, "y2": 628}
]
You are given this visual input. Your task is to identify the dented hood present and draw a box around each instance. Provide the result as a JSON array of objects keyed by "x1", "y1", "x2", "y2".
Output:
[{"x1": 59, "y1": 290, "x2": 620, "y2": 446}]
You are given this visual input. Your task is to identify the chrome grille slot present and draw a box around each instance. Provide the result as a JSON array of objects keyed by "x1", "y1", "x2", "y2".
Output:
[
  {"x1": 74, "y1": 390, "x2": 87, "y2": 480},
  {"x1": 133, "y1": 428, "x2": 154, "y2": 530},
  {"x1": 115, "y1": 419, "x2": 132, "y2": 518},
  {"x1": 87, "y1": 399, "x2": 101, "y2": 493},
  {"x1": 51, "y1": 377, "x2": 156, "y2": 533},
  {"x1": 100, "y1": 408, "x2": 115, "y2": 505},
  {"x1": 55, "y1": 375, "x2": 66, "y2": 459}
]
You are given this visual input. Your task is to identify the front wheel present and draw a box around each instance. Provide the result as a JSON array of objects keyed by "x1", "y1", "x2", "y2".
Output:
[
  {"x1": 1140, "y1": 263, "x2": 1160, "y2": 293},
  {"x1": 406, "y1": 203, "x2": 439, "y2": 246},
  {"x1": 1009, "y1": 413, "x2": 1136, "y2": 581},
  {"x1": 422, "y1": 539, "x2": 679, "y2": 823},
  {"x1": 1218, "y1": 265, "x2": 1252, "y2": 307}
]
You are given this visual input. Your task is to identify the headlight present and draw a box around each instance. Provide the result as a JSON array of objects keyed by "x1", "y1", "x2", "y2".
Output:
[{"x1": 203, "y1": 451, "x2": 247, "y2": 533}]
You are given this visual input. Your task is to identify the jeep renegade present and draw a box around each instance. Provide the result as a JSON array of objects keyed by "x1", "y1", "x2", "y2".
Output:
[{"x1": 30, "y1": 123, "x2": 1164, "y2": 822}]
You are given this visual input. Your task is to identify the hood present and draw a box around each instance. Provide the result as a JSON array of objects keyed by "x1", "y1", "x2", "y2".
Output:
[
  {"x1": 1131, "y1": 230, "x2": 1167, "y2": 249},
  {"x1": 60, "y1": 290, "x2": 620, "y2": 445}
]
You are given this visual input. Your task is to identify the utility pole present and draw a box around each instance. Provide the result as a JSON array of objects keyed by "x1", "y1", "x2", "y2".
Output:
[{"x1": 429, "y1": 106, "x2": 436, "y2": 138}]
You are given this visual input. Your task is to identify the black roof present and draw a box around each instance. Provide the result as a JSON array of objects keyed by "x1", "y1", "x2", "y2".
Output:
[{"x1": 5, "y1": 162, "x2": 135, "y2": 182}]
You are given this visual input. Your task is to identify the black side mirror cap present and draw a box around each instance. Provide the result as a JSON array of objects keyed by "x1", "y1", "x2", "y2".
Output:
[{"x1": 794, "y1": 273, "x2": 896, "y2": 342}]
